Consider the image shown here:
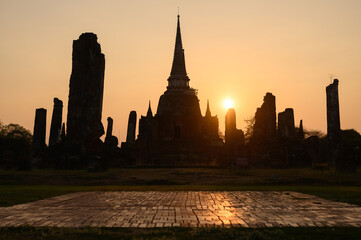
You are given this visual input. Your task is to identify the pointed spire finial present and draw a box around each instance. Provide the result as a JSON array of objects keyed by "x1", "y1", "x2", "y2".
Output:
[
  {"x1": 205, "y1": 100, "x2": 212, "y2": 117},
  {"x1": 167, "y1": 14, "x2": 190, "y2": 88},
  {"x1": 147, "y1": 100, "x2": 153, "y2": 117}
]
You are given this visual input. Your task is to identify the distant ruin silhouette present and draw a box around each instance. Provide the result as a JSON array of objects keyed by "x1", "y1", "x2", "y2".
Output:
[
  {"x1": 49, "y1": 98, "x2": 63, "y2": 147},
  {"x1": 326, "y1": 79, "x2": 341, "y2": 146},
  {"x1": 32, "y1": 108, "x2": 46, "y2": 158},
  {"x1": 29, "y1": 15, "x2": 359, "y2": 171}
]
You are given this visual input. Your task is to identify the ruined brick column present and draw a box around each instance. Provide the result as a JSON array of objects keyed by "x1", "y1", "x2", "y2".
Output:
[
  {"x1": 278, "y1": 108, "x2": 295, "y2": 138},
  {"x1": 106, "y1": 117, "x2": 113, "y2": 139},
  {"x1": 126, "y1": 111, "x2": 137, "y2": 144},
  {"x1": 60, "y1": 123, "x2": 66, "y2": 142},
  {"x1": 326, "y1": 79, "x2": 341, "y2": 145},
  {"x1": 32, "y1": 108, "x2": 47, "y2": 156},
  {"x1": 49, "y1": 98, "x2": 63, "y2": 146},
  {"x1": 253, "y1": 92, "x2": 276, "y2": 143},
  {"x1": 66, "y1": 33, "x2": 105, "y2": 153},
  {"x1": 263, "y1": 93, "x2": 277, "y2": 140},
  {"x1": 225, "y1": 108, "x2": 236, "y2": 145},
  {"x1": 105, "y1": 117, "x2": 114, "y2": 146},
  {"x1": 298, "y1": 120, "x2": 304, "y2": 139}
]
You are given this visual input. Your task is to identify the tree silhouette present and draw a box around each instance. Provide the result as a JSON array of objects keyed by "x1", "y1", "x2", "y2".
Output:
[
  {"x1": 244, "y1": 116, "x2": 255, "y2": 144},
  {"x1": 0, "y1": 121, "x2": 32, "y2": 170}
]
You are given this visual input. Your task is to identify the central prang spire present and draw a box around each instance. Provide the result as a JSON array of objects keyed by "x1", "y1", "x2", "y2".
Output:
[
  {"x1": 205, "y1": 100, "x2": 212, "y2": 117},
  {"x1": 167, "y1": 15, "x2": 190, "y2": 89}
]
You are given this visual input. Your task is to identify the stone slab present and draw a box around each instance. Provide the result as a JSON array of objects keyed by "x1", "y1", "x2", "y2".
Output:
[{"x1": 1, "y1": 191, "x2": 361, "y2": 228}]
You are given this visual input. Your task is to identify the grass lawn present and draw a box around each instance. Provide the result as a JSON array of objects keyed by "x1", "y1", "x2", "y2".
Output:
[
  {"x1": 0, "y1": 167, "x2": 361, "y2": 207},
  {"x1": 1, "y1": 227, "x2": 361, "y2": 240},
  {"x1": 1, "y1": 167, "x2": 361, "y2": 186},
  {"x1": 0, "y1": 185, "x2": 361, "y2": 207}
]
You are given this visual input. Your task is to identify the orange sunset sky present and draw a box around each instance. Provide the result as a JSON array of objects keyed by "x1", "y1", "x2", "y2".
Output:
[{"x1": 0, "y1": 0, "x2": 360, "y2": 142}]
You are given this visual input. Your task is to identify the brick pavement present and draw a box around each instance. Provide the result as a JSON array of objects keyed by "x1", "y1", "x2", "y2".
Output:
[{"x1": 1, "y1": 191, "x2": 361, "y2": 227}]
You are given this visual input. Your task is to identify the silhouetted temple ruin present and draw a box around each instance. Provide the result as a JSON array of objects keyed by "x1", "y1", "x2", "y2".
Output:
[
  {"x1": 253, "y1": 93, "x2": 276, "y2": 144},
  {"x1": 105, "y1": 117, "x2": 118, "y2": 148},
  {"x1": 326, "y1": 79, "x2": 341, "y2": 146},
  {"x1": 202, "y1": 100, "x2": 220, "y2": 141},
  {"x1": 126, "y1": 111, "x2": 137, "y2": 144},
  {"x1": 138, "y1": 101, "x2": 154, "y2": 142},
  {"x1": 105, "y1": 117, "x2": 114, "y2": 141},
  {"x1": 225, "y1": 108, "x2": 245, "y2": 159},
  {"x1": 298, "y1": 120, "x2": 304, "y2": 139},
  {"x1": 104, "y1": 117, "x2": 119, "y2": 166},
  {"x1": 278, "y1": 108, "x2": 295, "y2": 138},
  {"x1": 49, "y1": 98, "x2": 63, "y2": 146},
  {"x1": 32, "y1": 108, "x2": 46, "y2": 157},
  {"x1": 66, "y1": 33, "x2": 105, "y2": 155},
  {"x1": 154, "y1": 15, "x2": 202, "y2": 143},
  {"x1": 225, "y1": 109, "x2": 236, "y2": 145},
  {"x1": 60, "y1": 123, "x2": 66, "y2": 142},
  {"x1": 29, "y1": 16, "x2": 355, "y2": 170},
  {"x1": 133, "y1": 15, "x2": 223, "y2": 165}
]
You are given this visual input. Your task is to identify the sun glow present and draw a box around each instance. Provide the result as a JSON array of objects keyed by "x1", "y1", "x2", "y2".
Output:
[{"x1": 223, "y1": 99, "x2": 234, "y2": 109}]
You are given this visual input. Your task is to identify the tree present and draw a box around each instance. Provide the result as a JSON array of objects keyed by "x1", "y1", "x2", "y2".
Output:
[
  {"x1": 0, "y1": 121, "x2": 32, "y2": 169},
  {"x1": 0, "y1": 123, "x2": 32, "y2": 143},
  {"x1": 244, "y1": 116, "x2": 255, "y2": 144},
  {"x1": 335, "y1": 129, "x2": 361, "y2": 172},
  {"x1": 190, "y1": 88, "x2": 198, "y2": 96},
  {"x1": 341, "y1": 129, "x2": 361, "y2": 144},
  {"x1": 303, "y1": 129, "x2": 326, "y2": 139}
]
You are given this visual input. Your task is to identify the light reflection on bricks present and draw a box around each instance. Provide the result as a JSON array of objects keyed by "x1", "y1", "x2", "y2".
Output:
[{"x1": 1, "y1": 191, "x2": 361, "y2": 227}]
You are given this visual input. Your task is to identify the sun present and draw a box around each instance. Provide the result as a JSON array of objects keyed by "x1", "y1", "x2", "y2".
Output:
[{"x1": 223, "y1": 99, "x2": 234, "y2": 109}]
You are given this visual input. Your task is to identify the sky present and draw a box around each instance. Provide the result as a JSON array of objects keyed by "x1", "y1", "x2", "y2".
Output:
[{"x1": 0, "y1": 0, "x2": 361, "y2": 143}]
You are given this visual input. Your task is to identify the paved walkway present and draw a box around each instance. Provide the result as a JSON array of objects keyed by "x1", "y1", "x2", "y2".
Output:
[{"x1": 1, "y1": 191, "x2": 361, "y2": 228}]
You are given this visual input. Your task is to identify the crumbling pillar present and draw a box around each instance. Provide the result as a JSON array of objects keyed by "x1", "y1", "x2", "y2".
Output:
[
  {"x1": 126, "y1": 111, "x2": 137, "y2": 144},
  {"x1": 60, "y1": 123, "x2": 66, "y2": 142},
  {"x1": 278, "y1": 108, "x2": 295, "y2": 138},
  {"x1": 66, "y1": 32, "x2": 105, "y2": 153},
  {"x1": 253, "y1": 92, "x2": 276, "y2": 143},
  {"x1": 326, "y1": 79, "x2": 341, "y2": 145},
  {"x1": 298, "y1": 119, "x2": 304, "y2": 139},
  {"x1": 104, "y1": 116, "x2": 118, "y2": 161},
  {"x1": 33, "y1": 108, "x2": 47, "y2": 156},
  {"x1": 105, "y1": 117, "x2": 113, "y2": 143},
  {"x1": 225, "y1": 108, "x2": 236, "y2": 145},
  {"x1": 225, "y1": 108, "x2": 245, "y2": 158},
  {"x1": 263, "y1": 93, "x2": 276, "y2": 140},
  {"x1": 49, "y1": 98, "x2": 63, "y2": 146}
]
